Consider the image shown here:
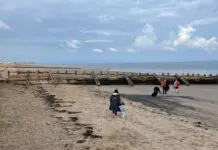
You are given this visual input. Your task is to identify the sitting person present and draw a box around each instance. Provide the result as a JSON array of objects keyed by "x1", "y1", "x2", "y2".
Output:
[{"x1": 151, "y1": 87, "x2": 162, "y2": 97}]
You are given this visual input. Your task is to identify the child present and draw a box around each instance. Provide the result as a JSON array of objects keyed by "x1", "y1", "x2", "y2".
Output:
[{"x1": 118, "y1": 102, "x2": 125, "y2": 118}]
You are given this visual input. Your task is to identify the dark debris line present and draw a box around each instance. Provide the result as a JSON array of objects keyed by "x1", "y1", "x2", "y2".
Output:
[{"x1": 33, "y1": 86, "x2": 103, "y2": 145}]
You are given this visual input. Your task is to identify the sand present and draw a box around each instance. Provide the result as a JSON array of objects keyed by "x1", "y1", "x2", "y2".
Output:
[
  {"x1": 1, "y1": 83, "x2": 218, "y2": 150},
  {"x1": 94, "y1": 85, "x2": 218, "y2": 129}
]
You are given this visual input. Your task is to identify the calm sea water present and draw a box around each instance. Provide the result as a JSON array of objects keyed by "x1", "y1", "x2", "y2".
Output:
[{"x1": 73, "y1": 61, "x2": 218, "y2": 75}]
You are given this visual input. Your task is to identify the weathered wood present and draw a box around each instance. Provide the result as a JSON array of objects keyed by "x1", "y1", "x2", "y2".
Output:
[
  {"x1": 122, "y1": 73, "x2": 134, "y2": 86},
  {"x1": 92, "y1": 71, "x2": 101, "y2": 86},
  {"x1": 48, "y1": 71, "x2": 57, "y2": 85},
  {"x1": 2, "y1": 64, "x2": 218, "y2": 85},
  {"x1": 26, "y1": 72, "x2": 31, "y2": 86},
  {"x1": 175, "y1": 74, "x2": 190, "y2": 86}
]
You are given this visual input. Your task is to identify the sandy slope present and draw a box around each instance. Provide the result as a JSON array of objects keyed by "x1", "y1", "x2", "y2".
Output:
[
  {"x1": 1, "y1": 84, "x2": 218, "y2": 150},
  {"x1": 0, "y1": 84, "x2": 69, "y2": 150}
]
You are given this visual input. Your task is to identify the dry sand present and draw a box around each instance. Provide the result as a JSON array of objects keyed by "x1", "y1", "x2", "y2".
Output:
[{"x1": 1, "y1": 83, "x2": 218, "y2": 150}]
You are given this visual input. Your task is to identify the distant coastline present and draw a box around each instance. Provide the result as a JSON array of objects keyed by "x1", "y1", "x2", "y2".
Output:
[{"x1": 1, "y1": 61, "x2": 218, "y2": 75}]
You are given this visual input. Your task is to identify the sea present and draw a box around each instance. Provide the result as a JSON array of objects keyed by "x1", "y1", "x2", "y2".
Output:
[{"x1": 71, "y1": 61, "x2": 218, "y2": 75}]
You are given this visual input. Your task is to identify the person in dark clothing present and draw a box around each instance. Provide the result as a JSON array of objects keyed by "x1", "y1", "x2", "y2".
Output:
[
  {"x1": 165, "y1": 81, "x2": 170, "y2": 93},
  {"x1": 152, "y1": 87, "x2": 162, "y2": 97},
  {"x1": 109, "y1": 89, "x2": 121, "y2": 116}
]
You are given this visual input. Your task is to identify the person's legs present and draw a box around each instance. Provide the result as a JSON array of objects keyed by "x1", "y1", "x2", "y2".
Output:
[
  {"x1": 163, "y1": 87, "x2": 167, "y2": 94},
  {"x1": 112, "y1": 108, "x2": 118, "y2": 116},
  {"x1": 176, "y1": 87, "x2": 179, "y2": 93}
]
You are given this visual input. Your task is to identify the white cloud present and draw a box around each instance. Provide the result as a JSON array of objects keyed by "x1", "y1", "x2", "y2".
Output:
[
  {"x1": 0, "y1": 20, "x2": 11, "y2": 30},
  {"x1": 142, "y1": 24, "x2": 154, "y2": 33},
  {"x1": 84, "y1": 39, "x2": 113, "y2": 43},
  {"x1": 173, "y1": 25, "x2": 218, "y2": 50},
  {"x1": 134, "y1": 35, "x2": 156, "y2": 48},
  {"x1": 66, "y1": 40, "x2": 81, "y2": 48},
  {"x1": 81, "y1": 30, "x2": 111, "y2": 36},
  {"x1": 80, "y1": 29, "x2": 130, "y2": 36},
  {"x1": 189, "y1": 17, "x2": 218, "y2": 26},
  {"x1": 133, "y1": 24, "x2": 157, "y2": 48},
  {"x1": 130, "y1": 7, "x2": 146, "y2": 15},
  {"x1": 163, "y1": 46, "x2": 176, "y2": 51},
  {"x1": 127, "y1": 49, "x2": 136, "y2": 52},
  {"x1": 108, "y1": 47, "x2": 118, "y2": 52},
  {"x1": 176, "y1": 0, "x2": 213, "y2": 9},
  {"x1": 92, "y1": 48, "x2": 103, "y2": 53},
  {"x1": 130, "y1": 6, "x2": 174, "y2": 16},
  {"x1": 157, "y1": 11, "x2": 179, "y2": 18},
  {"x1": 98, "y1": 14, "x2": 114, "y2": 22}
]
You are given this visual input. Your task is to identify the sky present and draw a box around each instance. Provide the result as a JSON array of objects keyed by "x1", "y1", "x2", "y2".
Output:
[{"x1": 0, "y1": 0, "x2": 218, "y2": 63}]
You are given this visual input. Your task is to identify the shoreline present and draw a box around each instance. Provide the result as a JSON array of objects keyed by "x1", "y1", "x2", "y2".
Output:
[
  {"x1": 1, "y1": 63, "x2": 218, "y2": 86},
  {"x1": 1, "y1": 62, "x2": 218, "y2": 76}
]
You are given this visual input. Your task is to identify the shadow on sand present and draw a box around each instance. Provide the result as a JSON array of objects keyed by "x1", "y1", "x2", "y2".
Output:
[{"x1": 120, "y1": 94, "x2": 196, "y2": 115}]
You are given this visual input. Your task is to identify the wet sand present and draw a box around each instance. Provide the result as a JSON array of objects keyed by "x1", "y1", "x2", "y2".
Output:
[
  {"x1": 93, "y1": 85, "x2": 218, "y2": 129},
  {"x1": 1, "y1": 83, "x2": 218, "y2": 150}
]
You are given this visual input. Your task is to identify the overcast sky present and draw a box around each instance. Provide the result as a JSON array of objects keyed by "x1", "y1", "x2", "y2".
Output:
[{"x1": 0, "y1": 0, "x2": 218, "y2": 63}]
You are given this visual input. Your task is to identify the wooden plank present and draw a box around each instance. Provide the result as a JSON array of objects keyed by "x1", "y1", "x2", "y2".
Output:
[
  {"x1": 26, "y1": 72, "x2": 31, "y2": 86},
  {"x1": 92, "y1": 71, "x2": 101, "y2": 86},
  {"x1": 48, "y1": 71, "x2": 55, "y2": 84},
  {"x1": 122, "y1": 73, "x2": 134, "y2": 86},
  {"x1": 176, "y1": 75, "x2": 190, "y2": 86}
]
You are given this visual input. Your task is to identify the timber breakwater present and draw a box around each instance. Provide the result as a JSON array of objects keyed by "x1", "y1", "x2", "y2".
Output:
[{"x1": 1, "y1": 63, "x2": 218, "y2": 86}]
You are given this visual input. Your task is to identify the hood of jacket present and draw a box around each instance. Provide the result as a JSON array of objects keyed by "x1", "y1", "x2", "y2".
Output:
[{"x1": 112, "y1": 93, "x2": 119, "y2": 96}]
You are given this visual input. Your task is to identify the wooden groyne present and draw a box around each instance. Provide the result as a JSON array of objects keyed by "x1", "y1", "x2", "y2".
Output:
[{"x1": 1, "y1": 64, "x2": 218, "y2": 85}]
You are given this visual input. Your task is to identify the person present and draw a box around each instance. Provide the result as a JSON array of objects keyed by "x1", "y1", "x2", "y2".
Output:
[
  {"x1": 174, "y1": 79, "x2": 180, "y2": 94},
  {"x1": 117, "y1": 102, "x2": 125, "y2": 118},
  {"x1": 109, "y1": 89, "x2": 121, "y2": 116},
  {"x1": 165, "y1": 80, "x2": 170, "y2": 93},
  {"x1": 160, "y1": 80, "x2": 167, "y2": 94},
  {"x1": 151, "y1": 87, "x2": 162, "y2": 97}
]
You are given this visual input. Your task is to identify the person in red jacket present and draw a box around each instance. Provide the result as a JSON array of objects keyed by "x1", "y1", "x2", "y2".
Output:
[{"x1": 160, "y1": 80, "x2": 166, "y2": 94}]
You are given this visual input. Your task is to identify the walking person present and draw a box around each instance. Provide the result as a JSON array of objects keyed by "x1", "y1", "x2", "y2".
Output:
[
  {"x1": 109, "y1": 89, "x2": 121, "y2": 117},
  {"x1": 165, "y1": 80, "x2": 170, "y2": 94},
  {"x1": 160, "y1": 80, "x2": 167, "y2": 94},
  {"x1": 174, "y1": 79, "x2": 180, "y2": 94}
]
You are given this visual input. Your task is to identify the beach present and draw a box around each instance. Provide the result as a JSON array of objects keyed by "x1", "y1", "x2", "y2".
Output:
[{"x1": 1, "y1": 83, "x2": 218, "y2": 150}]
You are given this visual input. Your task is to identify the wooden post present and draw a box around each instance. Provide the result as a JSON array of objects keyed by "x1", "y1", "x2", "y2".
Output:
[
  {"x1": 175, "y1": 74, "x2": 190, "y2": 86},
  {"x1": 122, "y1": 73, "x2": 134, "y2": 86},
  {"x1": 48, "y1": 71, "x2": 54, "y2": 84},
  {"x1": 92, "y1": 71, "x2": 101, "y2": 86},
  {"x1": 26, "y1": 71, "x2": 31, "y2": 86},
  {"x1": 37, "y1": 70, "x2": 39, "y2": 84}
]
